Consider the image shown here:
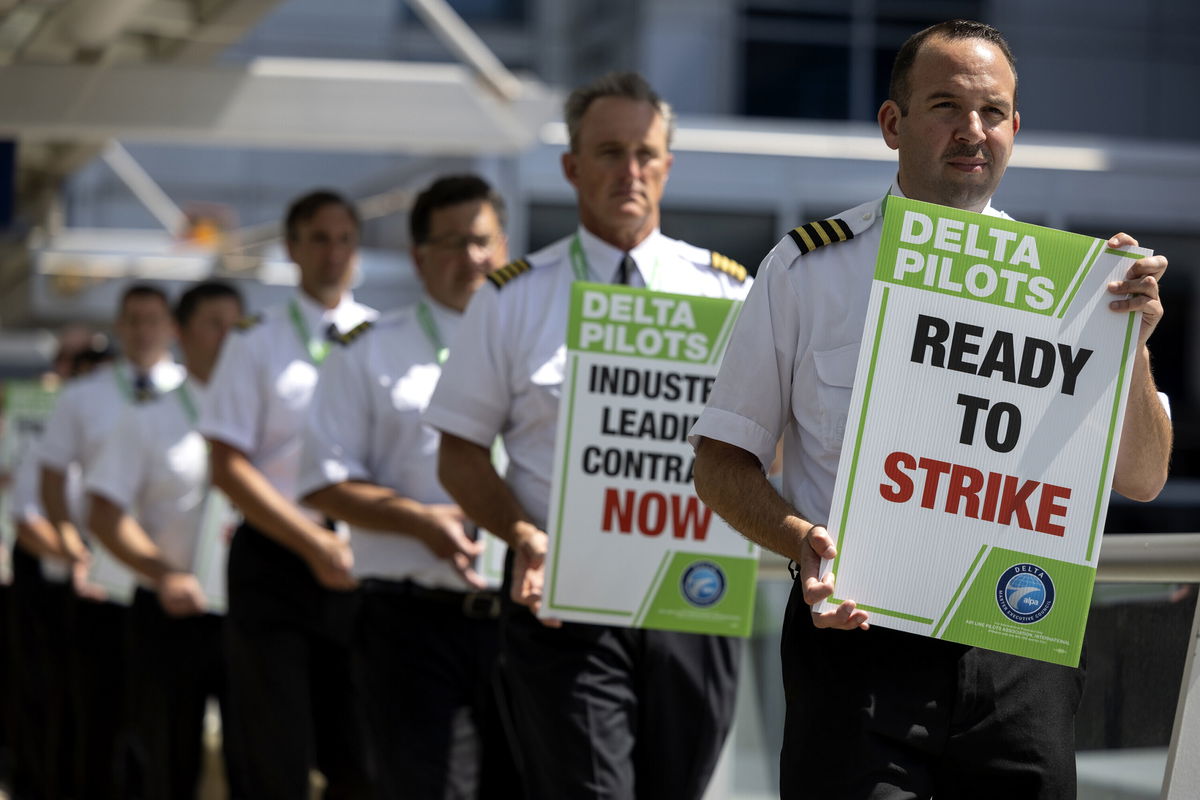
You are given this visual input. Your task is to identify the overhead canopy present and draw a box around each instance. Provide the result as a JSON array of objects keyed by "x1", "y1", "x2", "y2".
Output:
[{"x1": 0, "y1": 58, "x2": 558, "y2": 154}]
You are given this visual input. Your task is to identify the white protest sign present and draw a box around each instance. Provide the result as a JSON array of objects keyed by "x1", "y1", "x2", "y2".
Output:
[
  {"x1": 542, "y1": 283, "x2": 758, "y2": 636},
  {"x1": 816, "y1": 196, "x2": 1147, "y2": 666}
]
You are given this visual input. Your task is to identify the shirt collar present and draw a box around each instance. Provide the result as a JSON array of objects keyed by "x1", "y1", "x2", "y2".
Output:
[
  {"x1": 575, "y1": 225, "x2": 663, "y2": 284},
  {"x1": 293, "y1": 288, "x2": 357, "y2": 331},
  {"x1": 887, "y1": 178, "x2": 1002, "y2": 218},
  {"x1": 119, "y1": 356, "x2": 179, "y2": 392}
]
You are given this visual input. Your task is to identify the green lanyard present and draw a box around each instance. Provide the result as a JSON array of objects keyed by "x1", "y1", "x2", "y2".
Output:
[
  {"x1": 569, "y1": 233, "x2": 660, "y2": 287},
  {"x1": 416, "y1": 300, "x2": 449, "y2": 366},
  {"x1": 288, "y1": 299, "x2": 331, "y2": 365},
  {"x1": 176, "y1": 382, "x2": 198, "y2": 425},
  {"x1": 568, "y1": 235, "x2": 591, "y2": 281},
  {"x1": 112, "y1": 365, "x2": 133, "y2": 401}
]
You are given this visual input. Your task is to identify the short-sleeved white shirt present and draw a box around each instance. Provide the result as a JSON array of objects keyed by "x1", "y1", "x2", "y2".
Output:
[
  {"x1": 10, "y1": 437, "x2": 82, "y2": 582},
  {"x1": 424, "y1": 226, "x2": 753, "y2": 528},
  {"x1": 198, "y1": 290, "x2": 376, "y2": 506},
  {"x1": 39, "y1": 358, "x2": 185, "y2": 482},
  {"x1": 86, "y1": 378, "x2": 213, "y2": 587},
  {"x1": 299, "y1": 297, "x2": 482, "y2": 588},
  {"x1": 689, "y1": 188, "x2": 1014, "y2": 524}
]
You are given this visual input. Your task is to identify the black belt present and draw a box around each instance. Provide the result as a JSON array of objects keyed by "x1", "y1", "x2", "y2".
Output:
[{"x1": 362, "y1": 579, "x2": 502, "y2": 620}]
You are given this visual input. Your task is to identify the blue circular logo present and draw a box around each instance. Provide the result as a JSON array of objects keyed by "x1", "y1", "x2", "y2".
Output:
[
  {"x1": 681, "y1": 561, "x2": 727, "y2": 608},
  {"x1": 995, "y1": 563, "x2": 1055, "y2": 624}
]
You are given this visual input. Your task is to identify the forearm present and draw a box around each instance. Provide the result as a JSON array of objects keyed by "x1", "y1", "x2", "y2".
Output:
[
  {"x1": 14, "y1": 515, "x2": 69, "y2": 560},
  {"x1": 693, "y1": 436, "x2": 812, "y2": 561},
  {"x1": 305, "y1": 481, "x2": 432, "y2": 537},
  {"x1": 39, "y1": 467, "x2": 86, "y2": 558},
  {"x1": 88, "y1": 495, "x2": 176, "y2": 584},
  {"x1": 1112, "y1": 346, "x2": 1172, "y2": 501},
  {"x1": 208, "y1": 440, "x2": 334, "y2": 561},
  {"x1": 438, "y1": 433, "x2": 536, "y2": 547}
]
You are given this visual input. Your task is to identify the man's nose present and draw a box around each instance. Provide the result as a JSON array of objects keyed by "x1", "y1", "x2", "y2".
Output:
[{"x1": 955, "y1": 110, "x2": 986, "y2": 144}]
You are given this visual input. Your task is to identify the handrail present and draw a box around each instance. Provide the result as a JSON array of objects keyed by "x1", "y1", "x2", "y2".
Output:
[{"x1": 755, "y1": 533, "x2": 1200, "y2": 583}]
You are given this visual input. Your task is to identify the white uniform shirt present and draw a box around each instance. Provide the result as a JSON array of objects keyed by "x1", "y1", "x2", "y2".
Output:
[
  {"x1": 690, "y1": 188, "x2": 1017, "y2": 524},
  {"x1": 38, "y1": 357, "x2": 184, "y2": 595},
  {"x1": 424, "y1": 226, "x2": 752, "y2": 528},
  {"x1": 10, "y1": 438, "x2": 82, "y2": 582},
  {"x1": 299, "y1": 297, "x2": 478, "y2": 588},
  {"x1": 86, "y1": 378, "x2": 214, "y2": 588},
  {"x1": 198, "y1": 290, "x2": 377, "y2": 506},
  {"x1": 39, "y1": 358, "x2": 185, "y2": 484}
]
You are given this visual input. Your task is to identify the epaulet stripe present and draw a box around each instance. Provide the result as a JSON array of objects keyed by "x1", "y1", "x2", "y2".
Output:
[
  {"x1": 334, "y1": 320, "x2": 373, "y2": 347},
  {"x1": 487, "y1": 258, "x2": 532, "y2": 289},
  {"x1": 788, "y1": 218, "x2": 853, "y2": 255},
  {"x1": 709, "y1": 251, "x2": 748, "y2": 283},
  {"x1": 234, "y1": 313, "x2": 263, "y2": 331}
]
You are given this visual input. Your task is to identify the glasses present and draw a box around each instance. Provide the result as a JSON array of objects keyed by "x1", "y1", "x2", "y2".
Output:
[{"x1": 421, "y1": 234, "x2": 500, "y2": 253}]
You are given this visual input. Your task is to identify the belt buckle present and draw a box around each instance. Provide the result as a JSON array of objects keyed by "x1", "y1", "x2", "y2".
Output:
[{"x1": 461, "y1": 591, "x2": 500, "y2": 620}]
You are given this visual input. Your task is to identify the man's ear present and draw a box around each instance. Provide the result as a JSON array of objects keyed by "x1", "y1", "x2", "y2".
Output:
[
  {"x1": 561, "y1": 151, "x2": 579, "y2": 188},
  {"x1": 878, "y1": 100, "x2": 902, "y2": 151}
]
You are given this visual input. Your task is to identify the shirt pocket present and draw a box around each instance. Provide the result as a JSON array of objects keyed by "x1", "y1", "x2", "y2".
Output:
[{"x1": 811, "y1": 341, "x2": 860, "y2": 451}]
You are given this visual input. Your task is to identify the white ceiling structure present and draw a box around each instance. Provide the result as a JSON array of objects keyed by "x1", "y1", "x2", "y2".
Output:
[{"x1": 0, "y1": 0, "x2": 560, "y2": 330}]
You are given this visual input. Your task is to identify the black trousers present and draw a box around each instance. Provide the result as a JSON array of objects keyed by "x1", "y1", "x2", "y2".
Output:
[
  {"x1": 223, "y1": 522, "x2": 371, "y2": 800},
  {"x1": 501, "y1": 606, "x2": 741, "y2": 800},
  {"x1": 125, "y1": 587, "x2": 242, "y2": 800},
  {"x1": 71, "y1": 594, "x2": 135, "y2": 799},
  {"x1": 354, "y1": 581, "x2": 520, "y2": 800},
  {"x1": 779, "y1": 578, "x2": 1084, "y2": 799},
  {"x1": 7, "y1": 546, "x2": 78, "y2": 800}
]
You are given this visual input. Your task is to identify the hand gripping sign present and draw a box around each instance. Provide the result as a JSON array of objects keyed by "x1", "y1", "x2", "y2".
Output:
[
  {"x1": 816, "y1": 196, "x2": 1149, "y2": 666},
  {"x1": 541, "y1": 283, "x2": 758, "y2": 636}
]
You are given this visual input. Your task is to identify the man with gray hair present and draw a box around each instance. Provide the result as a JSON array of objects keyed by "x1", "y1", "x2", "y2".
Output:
[{"x1": 425, "y1": 72, "x2": 749, "y2": 798}]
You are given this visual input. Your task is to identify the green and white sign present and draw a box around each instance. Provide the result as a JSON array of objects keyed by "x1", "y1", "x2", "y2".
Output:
[
  {"x1": 816, "y1": 196, "x2": 1147, "y2": 666},
  {"x1": 542, "y1": 283, "x2": 758, "y2": 636}
]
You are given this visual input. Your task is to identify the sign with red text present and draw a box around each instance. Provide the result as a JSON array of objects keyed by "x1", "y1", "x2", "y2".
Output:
[
  {"x1": 816, "y1": 196, "x2": 1147, "y2": 666},
  {"x1": 542, "y1": 283, "x2": 757, "y2": 636}
]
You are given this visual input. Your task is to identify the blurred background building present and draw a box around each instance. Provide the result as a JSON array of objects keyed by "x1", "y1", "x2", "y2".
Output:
[{"x1": 0, "y1": 1, "x2": 1196, "y2": 797}]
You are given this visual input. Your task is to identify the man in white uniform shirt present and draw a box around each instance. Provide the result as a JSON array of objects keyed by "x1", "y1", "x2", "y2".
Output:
[
  {"x1": 87, "y1": 281, "x2": 245, "y2": 799},
  {"x1": 691, "y1": 20, "x2": 1173, "y2": 799},
  {"x1": 425, "y1": 73, "x2": 750, "y2": 799},
  {"x1": 301, "y1": 174, "x2": 519, "y2": 800},
  {"x1": 8, "y1": 344, "x2": 110, "y2": 799},
  {"x1": 200, "y1": 190, "x2": 375, "y2": 798},
  {"x1": 40, "y1": 284, "x2": 184, "y2": 797}
]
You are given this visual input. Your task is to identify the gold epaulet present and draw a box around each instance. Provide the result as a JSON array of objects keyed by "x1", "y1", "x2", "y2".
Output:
[
  {"x1": 709, "y1": 251, "x2": 748, "y2": 283},
  {"x1": 487, "y1": 258, "x2": 532, "y2": 290},
  {"x1": 788, "y1": 218, "x2": 854, "y2": 255},
  {"x1": 234, "y1": 313, "x2": 263, "y2": 331},
  {"x1": 334, "y1": 320, "x2": 373, "y2": 347}
]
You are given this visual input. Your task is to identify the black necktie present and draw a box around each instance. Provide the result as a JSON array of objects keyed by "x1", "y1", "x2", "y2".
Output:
[
  {"x1": 325, "y1": 322, "x2": 340, "y2": 342},
  {"x1": 133, "y1": 373, "x2": 154, "y2": 402},
  {"x1": 617, "y1": 254, "x2": 636, "y2": 285}
]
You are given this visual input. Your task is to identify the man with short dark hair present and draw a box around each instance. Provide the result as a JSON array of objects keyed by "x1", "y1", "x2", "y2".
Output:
[
  {"x1": 426, "y1": 73, "x2": 750, "y2": 799},
  {"x1": 200, "y1": 190, "x2": 375, "y2": 797},
  {"x1": 300, "y1": 173, "x2": 516, "y2": 799},
  {"x1": 88, "y1": 280, "x2": 245, "y2": 799},
  {"x1": 691, "y1": 19, "x2": 1172, "y2": 799},
  {"x1": 39, "y1": 282, "x2": 184, "y2": 797}
]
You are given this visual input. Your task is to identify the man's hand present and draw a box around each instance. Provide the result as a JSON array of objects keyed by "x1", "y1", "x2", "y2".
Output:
[
  {"x1": 510, "y1": 522, "x2": 561, "y2": 628},
  {"x1": 71, "y1": 559, "x2": 108, "y2": 603},
  {"x1": 1106, "y1": 233, "x2": 1167, "y2": 345},
  {"x1": 157, "y1": 571, "x2": 208, "y2": 617},
  {"x1": 800, "y1": 525, "x2": 869, "y2": 630},
  {"x1": 305, "y1": 534, "x2": 358, "y2": 591},
  {"x1": 415, "y1": 504, "x2": 486, "y2": 589}
]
